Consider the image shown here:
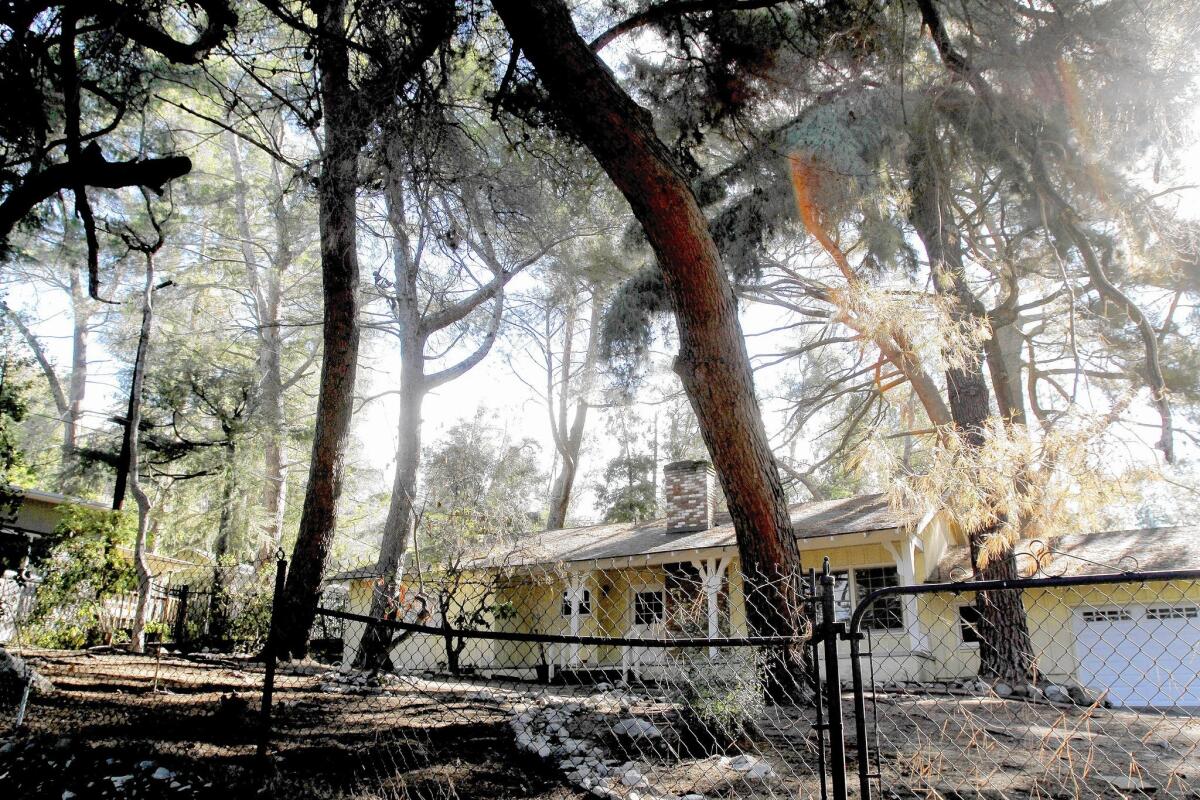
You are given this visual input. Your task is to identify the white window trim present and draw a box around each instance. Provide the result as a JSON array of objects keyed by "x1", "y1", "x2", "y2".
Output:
[
  {"x1": 828, "y1": 563, "x2": 905, "y2": 631},
  {"x1": 560, "y1": 587, "x2": 592, "y2": 617},
  {"x1": 956, "y1": 604, "x2": 981, "y2": 649}
]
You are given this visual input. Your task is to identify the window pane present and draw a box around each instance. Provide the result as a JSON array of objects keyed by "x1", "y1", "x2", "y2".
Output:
[
  {"x1": 634, "y1": 590, "x2": 664, "y2": 626},
  {"x1": 959, "y1": 604, "x2": 982, "y2": 643},
  {"x1": 561, "y1": 588, "x2": 591, "y2": 616},
  {"x1": 856, "y1": 567, "x2": 903, "y2": 630}
]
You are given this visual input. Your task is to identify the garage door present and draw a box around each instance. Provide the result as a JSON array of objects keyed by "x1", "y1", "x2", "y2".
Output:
[{"x1": 1073, "y1": 604, "x2": 1200, "y2": 707}]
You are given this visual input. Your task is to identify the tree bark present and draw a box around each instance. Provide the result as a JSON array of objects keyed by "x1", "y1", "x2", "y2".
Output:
[
  {"x1": 908, "y1": 137, "x2": 1033, "y2": 684},
  {"x1": 127, "y1": 253, "x2": 156, "y2": 654},
  {"x1": 62, "y1": 266, "x2": 91, "y2": 488},
  {"x1": 276, "y1": 0, "x2": 362, "y2": 659},
  {"x1": 493, "y1": 0, "x2": 803, "y2": 643}
]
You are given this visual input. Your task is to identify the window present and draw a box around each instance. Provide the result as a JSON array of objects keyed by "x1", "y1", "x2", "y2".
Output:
[
  {"x1": 827, "y1": 571, "x2": 852, "y2": 622},
  {"x1": 633, "y1": 590, "x2": 665, "y2": 626},
  {"x1": 1081, "y1": 608, "x2": 1132, "y2": 623},
  {"x1": 561, "y1": 588, "x2": 591, "y2": 617},
  {"x1": 958, "y1": 605, "x2": 983, "y2": 645},
  {"x1": 1146, "y1": 605, "x2": 1199, "y2": 621},
  {"x1": 856, "y1": 567, "x2": 903, "y2": 631}
]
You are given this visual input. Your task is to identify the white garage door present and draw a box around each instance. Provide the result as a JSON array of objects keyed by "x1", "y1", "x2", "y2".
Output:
[{"x1": 1073, "y1": 604, "x2": 1200, "y2": 707}]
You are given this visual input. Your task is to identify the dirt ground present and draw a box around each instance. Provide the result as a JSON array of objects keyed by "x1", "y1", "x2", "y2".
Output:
[
  {"x1": 4, "y1": 649, "x2": 1200, "y2": 799},
  {"x1": 1, "y1": 649, "x2": 578, "y2": 799}
]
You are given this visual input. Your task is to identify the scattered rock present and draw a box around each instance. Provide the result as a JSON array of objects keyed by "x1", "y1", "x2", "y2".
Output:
[
  {"x1": 611, "y1": 718, "x2": 661, "y2": 739},
  {"x1": 993, "y1": 682, "x2": 1013, "y2": 698},
  {"x1": 1099, "y1": 774, "x2": 1157, "y2": 793}
]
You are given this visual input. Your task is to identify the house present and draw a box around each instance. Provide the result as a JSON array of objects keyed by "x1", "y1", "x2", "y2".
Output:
[
  {"x1": 921, "y1": 524, "x2": 1200, "y2": 706},
  {"x1": 0, "y1": 487, "x2": 110, "y2": 572},
  {"x1": 332, "y1": 461, "x2": 1200, "y2": 706},
  {"x1": 332, "y1": 459, "x2": 961, "y2": 681}
]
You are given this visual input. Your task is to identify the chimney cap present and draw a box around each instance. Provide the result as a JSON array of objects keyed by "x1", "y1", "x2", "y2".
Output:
[{"x1": 664, "y1": 459, "x2": 713, "y2": 474}]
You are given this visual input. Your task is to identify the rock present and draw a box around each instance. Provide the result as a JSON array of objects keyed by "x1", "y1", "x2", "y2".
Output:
[
  {"x1": 110, "y1": 775, "x2": 134, "y2": 788},
  {"x1": 1043, "y1": 684, "x2": 1072, "y2": 703},
  {"x1": 612, "y1": 718, "x2": 661, "y2": 739},
  {"x1": 1099, "y1": 774, "x2": 1157, "y2": 792},
  {"x1": 594, "y1": 682, "x2": 613, "y2": 692},
  {"x1": 721, "y1": 755, "x2": 776, "y2": 780},
  {"x1": 0, "y1": 647, "x2": 54, "y2": 694},
  {"x1": 151, "y1": 767, "x2": 174, "y2": 781},
  {"x1": 993, "y1": 682, "x2": 1013, "y2": 698},
  {"x1": 62, "y1": 792, "x2": 76, "y2": 800},
  {"x1": 622, "y1": 769, "x2": 649, "y2": 788},
  {"x1": 682, "y1": 795, "x2": 706, "y2": 800}
]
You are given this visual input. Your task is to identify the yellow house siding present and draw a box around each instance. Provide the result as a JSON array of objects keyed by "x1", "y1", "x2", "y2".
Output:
[{"x1": 916, "y1": 579, "x2": 1200, "y2": 684}]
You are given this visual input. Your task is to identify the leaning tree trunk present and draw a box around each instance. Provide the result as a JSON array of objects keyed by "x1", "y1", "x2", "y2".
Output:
[
  {"x1": 276, "y1": 0, "x2": 362, "y2": 659},
  {"x1": 356, "y1": 351, "x2": 425, "y2": 670},
  {"x1": 494, "y1": 0, "x2": 803, "y2": 648},
  {"x1": 128, "y1": 253, "x2": 156, "y2": 654},
  {"x1": 909, "y1": 140, "x2": 1033, "y2": 685}
]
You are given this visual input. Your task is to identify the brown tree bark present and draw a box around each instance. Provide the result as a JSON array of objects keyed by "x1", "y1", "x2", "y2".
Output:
[
  {"x1": 126, "y1": 251, "x2": 156, "y2": 654},
  {"x1": 276, "y1": 0, "x2": 362, "y2": 659},
  {"x1": 908, "y1": 134, "x2": 1033, "y2": 684},
  {"x1": 493, "y1": 0, "x2": 803, "y2": 645}
]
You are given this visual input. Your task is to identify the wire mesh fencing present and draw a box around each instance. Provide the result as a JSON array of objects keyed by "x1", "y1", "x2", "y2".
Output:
[
  {"x1": 261, "y1": 558, "x2": 834, "y2": 800},
  {"x1": 0, "y1": 559, "x2": 284, "y2": 796},
  {"x1": 848, "y1": 570, "x2": 1200, "y2": 800},
  {"x1": 4, "y1": 547, "x2": 1200, "y2": 800}
]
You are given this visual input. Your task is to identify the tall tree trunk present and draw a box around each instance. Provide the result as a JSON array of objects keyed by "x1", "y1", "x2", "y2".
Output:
[
  {"x1": 227, "y1": 132, "x2": 290, "y2": 564},
  {"x1": 258, "y1": 172, "x2": 290, "y2": 562},
  {"x1": 545, "y1": 290, "x2": 600, "y2": 530},
  {"x1": 62, "y1": 267, "x2": 90, "y2": 490},
  {"x1": 493, "y1": 1, "x2": 803, "y2": 646},
  {"x1": 909, "y1": 138, "x2": 1033, "y2": 685},
  {"x1": 209, "y1": 442, "x2": 239, "y2": 643},
  {"x1": 276, "y1": 0, "x2": 362, "y2": 659},
  {"x1": 127, "y1": 253, "x2": 156, "y2": 654}
]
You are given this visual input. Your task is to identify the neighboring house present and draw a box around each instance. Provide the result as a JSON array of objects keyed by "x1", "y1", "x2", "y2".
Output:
[{"x1": 1, "y1": 487, "x2": 109, "y2": 642}]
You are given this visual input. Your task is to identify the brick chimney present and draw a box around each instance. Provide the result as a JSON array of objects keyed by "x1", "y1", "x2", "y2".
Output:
[{"x1": 664, "y1": 460, "x2": 717, "y2": 533}]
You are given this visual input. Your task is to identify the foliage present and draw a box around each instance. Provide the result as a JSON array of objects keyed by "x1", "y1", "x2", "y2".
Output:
[
  {"x1": 0, "y1": 318, "x2": 33, "y2": 525},
  {"x1": 675, "y1": 648, "x2": 766, "y2": 750},
  {"x1": 24, "y1": 505, "x2": 137, "y2": 647}
]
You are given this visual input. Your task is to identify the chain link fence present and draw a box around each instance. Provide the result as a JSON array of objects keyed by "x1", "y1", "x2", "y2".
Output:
[
  {"x1": 3, "y1": 549, "x2": 1200, "y2": 800},
  {"x1": 848, "y1": 571, "x2": 1200, "y2": 800}
]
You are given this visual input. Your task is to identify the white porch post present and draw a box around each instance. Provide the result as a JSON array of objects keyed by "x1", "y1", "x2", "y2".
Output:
[
  {"x1": 566, "y1": 574, "x2": 588, "y2": 666},
  {"x1": 883, "y1": 539, "x2": 929, "y2": 653},
  {"x1": 692, "y1": 556, "x2": 730, "y2": 658}
]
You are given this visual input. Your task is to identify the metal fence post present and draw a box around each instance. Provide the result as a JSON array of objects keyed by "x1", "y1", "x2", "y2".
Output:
[
  {"x1": 820, "y1": 558, "x2": 849, "y2": 800},
  {"x1": 172, "y1": 585, "x2": 190, "y2": 648},
  {"x1": 257, "y1": 551, "x2": 288, "y2": 767},
  {"x1": 847, "y1": 616, "x2": 872, "y2": 800}
]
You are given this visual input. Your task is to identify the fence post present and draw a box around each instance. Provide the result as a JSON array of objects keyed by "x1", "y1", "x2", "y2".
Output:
[
  {"x1": 848, "y1": 618, "x2": 871, "y2": 800},
  {"x1": 820, "y1": 558, "x2": 849, "y2": 800},
  {"x1": 172, "y1": 585, "x2": 190, "y2": 648},
  {"x1": 257, "y1": 551, "x2": 288, "y2": 768}
]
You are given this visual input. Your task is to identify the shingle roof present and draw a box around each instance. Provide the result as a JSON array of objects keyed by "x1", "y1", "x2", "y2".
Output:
[
  {"x1": 931, "y1": 524, "x2": 1200, "y2": 581},
  {"x1": 325, "y1": 493, "x2": 914, "y2": 581}
]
